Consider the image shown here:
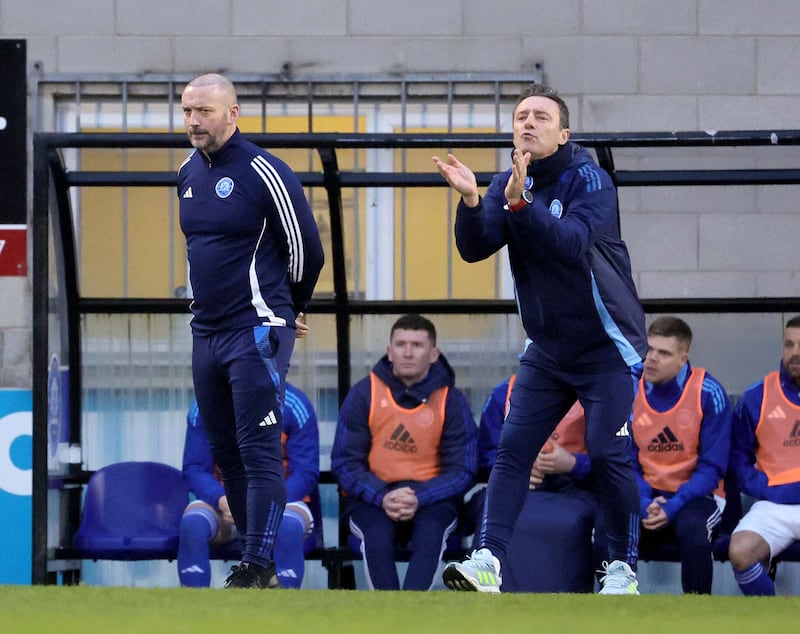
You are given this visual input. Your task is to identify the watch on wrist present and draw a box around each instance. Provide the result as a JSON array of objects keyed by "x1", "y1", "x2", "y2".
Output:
[{"x1": 506, "y1": 189, "x2": 533, "y2": 211}]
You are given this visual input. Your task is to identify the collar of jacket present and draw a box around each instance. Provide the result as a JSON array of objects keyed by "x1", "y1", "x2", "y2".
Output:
[
  {"x1": 523, "y1": 141, "x2": 575, "y2": 189},
  {"x1": 372, "y1": 354, "x2": 455, "y2": 405},
  {"x1": 201, "y1": 128, "x2": 242, "y2": 165},
  {"x1": 645, "y1": 361, "x2": 692, "y2": 406}
]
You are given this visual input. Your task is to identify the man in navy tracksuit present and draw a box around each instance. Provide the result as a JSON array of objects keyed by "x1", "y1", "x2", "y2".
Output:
[
  {"x1": 178, "y1": 74, "x2": 324, "y2": 588},
  {"x1": 331, "y1": 314, "x2": 477, "y2": 590},
  {"x1": 178, "y1": 382, "x2": 322, "y2": 588},
  {"x1": 472, "y1": 376, "x2": 599, "y2": 592},
  {"x1": 435, "y1": 83, "x2": 647, "y2": 594}
]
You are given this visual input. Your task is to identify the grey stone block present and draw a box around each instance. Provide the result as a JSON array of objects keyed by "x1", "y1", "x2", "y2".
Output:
[
  {"x1": 640, "y1": 37, "x2": 756, "y2": 95},
  {"x1": 700, "y1": 213, "x2": 799, "y2": 271},
  {"x1": 347, "y1": 0, "x2": 462, "y2": 36},
  {"x1": 700, "y1": 0, "x2": 800, "y2": 35},
  {"x1": 58, "y1": 37, "x2": 173, "y2": 74},
  {"x1": 584, "y1": 0, "x2": 697, "y2": 35},
  {"x1": 1, "y1": 329, "x2": 30, "y2": 366}
]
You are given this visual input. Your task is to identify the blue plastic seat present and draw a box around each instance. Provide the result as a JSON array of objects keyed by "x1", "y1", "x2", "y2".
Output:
[{"x1": 73, "y1": 461, "x2": 190, "y2": 560}]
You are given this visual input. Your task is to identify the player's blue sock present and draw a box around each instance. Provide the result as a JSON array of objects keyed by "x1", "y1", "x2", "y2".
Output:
[
  {"x1": 733, "y1": 562, "x2": 775, "y2": 596},
  {"x1": 177, "y1": 506, "x2": 218, "y2": 587},
  {"x1": 274, "y1": 509, "x2": 306, "y2": 589}
]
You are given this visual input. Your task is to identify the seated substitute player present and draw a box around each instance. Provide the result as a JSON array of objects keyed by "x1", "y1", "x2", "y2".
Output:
[
  {"x1": 331, "y1": 314, "x2": 477, "y2": 591},
  {"x1": 469, "y1": 373, "x2": 599, "y2": 592},
  {"x1": 631, "y1": 316, "x2": 731, "y2": 594},
  {"x1": 178, "y1": 381, "x2": 322, "y2": 588},
  {"x1": 728, "y1": 314, "x2": 800, "y2": 596}
]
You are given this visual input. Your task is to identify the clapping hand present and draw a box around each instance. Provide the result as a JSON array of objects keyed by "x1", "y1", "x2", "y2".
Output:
[{"x1": 432, "y1": 153, "x2": 480, "y2": 208}]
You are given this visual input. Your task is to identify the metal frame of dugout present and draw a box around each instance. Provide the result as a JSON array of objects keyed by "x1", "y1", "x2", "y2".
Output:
[{"x1": 31, "y1": 129, "x2": 800, "y2": 586}]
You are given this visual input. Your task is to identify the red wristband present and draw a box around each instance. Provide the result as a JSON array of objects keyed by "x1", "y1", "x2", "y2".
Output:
[{"x1": 506, "y1": 198, "x2": 527, "y2": 212}]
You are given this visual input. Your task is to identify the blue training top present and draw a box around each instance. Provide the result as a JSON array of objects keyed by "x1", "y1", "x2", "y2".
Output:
[
  {"x1": 455, "y1": 142, "x2": 647, "y2": 372},
  {"x1": 178, "y1": 129, "x2": 324, "y2": 334}
]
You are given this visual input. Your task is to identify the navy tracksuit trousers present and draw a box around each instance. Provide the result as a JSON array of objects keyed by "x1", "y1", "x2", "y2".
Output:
[
  {"x1": 478, "y1": 345, "x2": 641, "y2": 570},
  {"x1": 191, "y1": 324, "x2": 295, "y2": 571},
  {"x1": 638, "y1": 495, "x2": 720, "y2": 594},
  {"x1": 348, "y1": 498, "x2": 459, "y2": 590}
]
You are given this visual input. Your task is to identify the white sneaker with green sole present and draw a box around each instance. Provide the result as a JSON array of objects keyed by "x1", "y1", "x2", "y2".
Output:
[
  {"x1": 598, "y1": 560, "x2": 639, "y2": 595},
  {"x1": 442, "y1": 548, "x2": 502, "y2": 593}
]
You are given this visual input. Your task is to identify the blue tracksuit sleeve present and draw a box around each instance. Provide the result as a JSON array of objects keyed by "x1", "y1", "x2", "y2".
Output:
[
  {"x1": 455, "y1": 165, "x2": 617, "y2": 266},
  {"x1": 480, "y1": 379, "x2": 589, "y2": 482},
  {"x1": 331, "y1": 378, "x2": 392, "y2": 506},
  {"x1": 662, "y1": 374, "x2": 731, "y2": 520},
  {"x1": 282, "y1": 385, "x2": 320, "y2": 503},
  {"x1": 454, "y1": 185, "x2": 510, "y2": 263},
  {"x1": 477, "y1": 380, "x2": 508, "y2": 477},
  {"x1": 730, "y1": 383, "x2": 770, "y2": 500},
  {"x1": 501, "y1": 175, "x2": 618, "y2": 266},
  {"x1": 281, "y1": 175, "x2": 325, "y2": 314},
  {"x1": 570, "y1": 453, "x2": 592, "y2": 481},
  {"x1": 182, "y1": 402, "x2": 225, "y2": 507},
  {"x1": 411, "y1": 388, "x2": 477, "y2": 507}
]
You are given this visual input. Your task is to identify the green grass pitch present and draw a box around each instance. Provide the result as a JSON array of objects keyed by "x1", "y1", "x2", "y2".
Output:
[{"x1": 3, "y1": 586, "x2": 799, "y2": 633}]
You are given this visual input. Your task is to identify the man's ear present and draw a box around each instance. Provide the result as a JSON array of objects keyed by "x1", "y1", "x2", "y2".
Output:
[{"x1": 559, "y1": 127, "x2": 570, "y2": 145}]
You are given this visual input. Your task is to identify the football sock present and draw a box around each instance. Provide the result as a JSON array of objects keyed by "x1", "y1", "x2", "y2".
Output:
[
  {"x1": 273, "y1": 509, "x2": 306, "y2": 589},
  {"x1": 733, "y1": 562, "x2": 775, "y2": 596},
  {"x1": 177, "y1": 506, "x2": 218, "y2": 587}
]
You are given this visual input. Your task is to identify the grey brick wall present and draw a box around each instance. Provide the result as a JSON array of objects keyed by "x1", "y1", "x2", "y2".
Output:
[{"x1": 1, "y1": 0, "x2": 799, "y2": 388}]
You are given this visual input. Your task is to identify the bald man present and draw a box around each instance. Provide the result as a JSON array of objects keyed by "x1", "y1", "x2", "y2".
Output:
[{"x1": 178, "y1": 73, "x2": 324, "y2": 588}]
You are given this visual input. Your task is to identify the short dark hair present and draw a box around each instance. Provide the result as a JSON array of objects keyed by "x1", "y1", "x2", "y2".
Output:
[
  {"x1": 390, "y1": 314, "x2": 437, "y2": 345},
  {"x1": 786, "y1": 315, "x2": 800, "y2": 329},
  {"x1": 647, "y1": 316, "x2": 693, "y2": 349},
  {"x1": 515, "y1": 83, "x2": 570, "y2": 129}
]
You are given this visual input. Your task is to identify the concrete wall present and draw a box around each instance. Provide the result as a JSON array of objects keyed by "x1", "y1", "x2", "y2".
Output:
[
  {"x1": 2, "y1": 1, "x2": 799, "y2": 379},
  {"x1": 3, "y1": 0, "x2": 800, "y2": 128}
]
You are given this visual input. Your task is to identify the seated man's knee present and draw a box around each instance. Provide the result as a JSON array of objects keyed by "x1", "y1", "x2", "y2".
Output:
[
  {"x1": 181, "y1": 500, "x2": 222, "y2": 543},
  {"x1": 284, "y1": 501, "x2": 314, "y2": 537},
  {"x1": 349, "y1": 515, "x2": 395, "y2": 553},
  {"x1": 729, "y1": 530, "x2": 768, "y2": 570}
]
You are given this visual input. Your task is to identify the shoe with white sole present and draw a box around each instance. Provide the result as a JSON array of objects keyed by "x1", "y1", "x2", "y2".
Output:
[
  {"x1": 442, "y1": 548, "x2": 502, "y2": 593},
  {"x1": 598, "y1": 560, "x2": 639, "y2": 595}
]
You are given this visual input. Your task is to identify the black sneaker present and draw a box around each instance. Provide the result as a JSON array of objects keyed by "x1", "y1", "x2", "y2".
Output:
[{"x1": 223, "y1": 562, "x2": 280, "y2": 589}]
